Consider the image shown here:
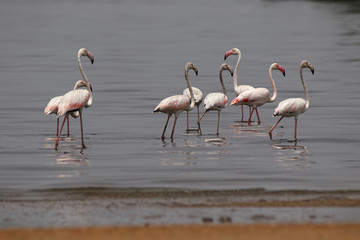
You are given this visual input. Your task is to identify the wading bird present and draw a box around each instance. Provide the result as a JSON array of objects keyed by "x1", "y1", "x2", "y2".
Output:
[
  {"x1": 268, "y1": 60, "x2": 314, "y2": 141},
  {"x1": 224, "y1": 48, "x2": 254, "y2": 121},
  {"x1": 153, "y1": 62, "x2": 198, "y2": 140},
  {"x1": 54, "y1": 48, "x2": 94, "y2": 150},
  {"x1": 197, "y1": 63, "x2": 233, "y2": 136},
  {"x1": 230, "y1": 63, "x2": 286, "y2": 125},
  {"x1": 183, "y1": 85, "x2": 203, "y2": 131}
]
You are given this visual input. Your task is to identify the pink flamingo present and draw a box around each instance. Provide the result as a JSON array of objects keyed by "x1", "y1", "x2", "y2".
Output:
[
  {"x1": 183, "y1": 86, "x2": 203, "y2": 131},
  {"x1": 44, "y1": 80, "x2": 89, "y2": 137},
  {"x1": 230, "y1": 63, "x2": 286, "y2": 125},
  {"x1": 55, "y1": 48, "x2": 94, "y2": 150},
  {"x1": 269, "y1": 60, "x2": 314, "y2": 140},
  {"x1": 197, "y1": 63, "x2": 233, "y2": 136},
  {"x1": 224, "y1": 48, "x2": 254, "y2": 121},
  {"x1": 153, "y1": 62, "x2": 198, "y2": 140}
]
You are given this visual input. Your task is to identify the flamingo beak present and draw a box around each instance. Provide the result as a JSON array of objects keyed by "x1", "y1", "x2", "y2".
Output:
[
  {"x1": 278, "y1": 65, "x2": 285, "y2": 77},
  {"x1": 90, "y1": 84, "x2": 93, "y2": 92},
  {"x1": 230, "y1": 72, "x2": 234, "y2": 77},
  {"x1": 230, "y1": 98, "x2": 239, "y2": 106},
  {"x1": 311, "y1": 69, "x2": 314, "y2": 75},
  {"x1": 224, "y1": 50, "x2": 232, "y2": 60},
  {"x1": 87, "y1": 51, "x2": 94, "y2": 64}
]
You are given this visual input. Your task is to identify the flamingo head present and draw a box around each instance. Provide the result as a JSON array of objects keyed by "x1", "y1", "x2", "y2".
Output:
[
  {"x1": 230, "y1": 97, "x2": 240, "y2": 106},
  {"x1": 185, "y1": 62, "x2": 198, "y2": 76},
  {"x1": 224, "y1": 48, "x2": 240, "y2": 60},
  {"x1": 78, "y1": 48, "x2": 94, "y2": 64},
  {"x1": 271, "y1": 63, "x2": 286, "y2": 76},
  {"x1": 220, "y1": 63, "x2": 234, "y2": 76},
  {"x1": 301, "y1": 60, "x2": 315, "y2": 74}
]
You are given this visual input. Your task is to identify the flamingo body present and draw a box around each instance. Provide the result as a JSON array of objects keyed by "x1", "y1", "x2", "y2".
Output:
[
  {"x1": 197, "y1": 63, "x2": 233, "y2": 136},
  {"x1": 269, "y1": 60, "x2": 314, "y2": 140},
  {"x1": 153, "y1": 95, "x2": 191, "y2": 117},
  {"x1": 57, "y1": 89, "x2": 91, "y2": 117},
  {"x1": 154, "y1": 62, "x2": 198, "y2": 140}
]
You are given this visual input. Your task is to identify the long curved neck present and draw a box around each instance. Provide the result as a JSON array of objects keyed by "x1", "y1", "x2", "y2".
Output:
[
  {"x1": 185, "y1": 68, "x2": 195, "y2": 109},
  {"x1": 269, "y1": 67, "x2": 277, "y2": 102},
  {"x1": 77, "y1": 54, "x2": 92, "y2": 97},
  {"x1": 219, "y1": 69, "x2": 227, "y2": 96},
  {"x1": 300, "y1": 66, "x2": 310, "y2": 110},
  {"x1": 233, "y1": 53, "x2": 241, "y2": 91}
]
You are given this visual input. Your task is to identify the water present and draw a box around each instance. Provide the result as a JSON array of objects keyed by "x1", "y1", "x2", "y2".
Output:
[{"x1": 0, "y1": 0, "x2": 359, "y2": 193}]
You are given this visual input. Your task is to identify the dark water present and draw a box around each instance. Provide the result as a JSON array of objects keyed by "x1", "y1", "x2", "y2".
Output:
[{"x1": 0, "y1": 0, "x2": 359, "y2": 193}]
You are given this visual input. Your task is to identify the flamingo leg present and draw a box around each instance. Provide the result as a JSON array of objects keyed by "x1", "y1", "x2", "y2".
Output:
[
  {"x1": 248, "y1": 107, "x2": 252, "y2": 122},
  {"x1": 248, "y1": 108, "x2": 255, "y2": 125},
  {"x1": 170, "y1": 116, "x2": 178, "y2": 140},
  {"x1": 294, "y1": 117, "x2": 298, "y2": 141},
  {"x1": 255, "y1": 108, "x2": 261, "y2": 124},
  {"x1": 79, "y1": 110, "x2": 86, "y2": 149},
  {"x1": 55, "y1": 115, "x2": 68, "y2": 150},
  {"x1": 268, "y1": 116, "x2": 284, "y2": 140},
  {"x1": 217, "y1": 110, "x2": 221, "y2": 136},
  {"x1": 56, "y1": 118, "x2": 59, "y2": 137},
  {"x1": 162, "y1": 114, "x2": 171, "y2": 140},
  {"x1": 186, "y1": 111, "x2": 189, "y2": 130},
  {"x1": 67, "y1": 116, "x2": 70, "y2": 137},
  {"x1": 197, "y1": 110, "x2": 209, "y2": 136},
  {"x1": 241, "y1": 105, "x2": 244, "y2": 122}
]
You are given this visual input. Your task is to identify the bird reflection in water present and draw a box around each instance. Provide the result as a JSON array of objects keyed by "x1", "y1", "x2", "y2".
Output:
[{"x1": 271, "y1": 140, "x2": 314, "y2": 170}]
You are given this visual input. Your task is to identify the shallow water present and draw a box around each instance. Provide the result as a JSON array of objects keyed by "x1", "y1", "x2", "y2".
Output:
[{"x1": 0, "y1": 0, "x2": 359, "y2": 194}]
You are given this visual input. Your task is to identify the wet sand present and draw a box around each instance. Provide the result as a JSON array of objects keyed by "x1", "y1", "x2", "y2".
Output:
[{"x1": 1, "y1": 223, "x2": 360, "y2": 240}]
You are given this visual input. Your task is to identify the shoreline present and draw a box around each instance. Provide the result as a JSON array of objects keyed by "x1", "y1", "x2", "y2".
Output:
[{"x1": 1, "y1": 223, "x2": 360, "y2": 240}]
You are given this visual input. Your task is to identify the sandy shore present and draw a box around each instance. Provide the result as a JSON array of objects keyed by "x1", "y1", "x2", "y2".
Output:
[{"x1": 1, "y1": 223, "x2": 360, "y2": 240}]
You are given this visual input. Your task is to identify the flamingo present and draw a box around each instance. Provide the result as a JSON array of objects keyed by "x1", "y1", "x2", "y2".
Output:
[
  {"x1": 44, "y1": 80, "x2": 91, "y2": 137},
  {"x1": 197, "y1": 63, "x2": 233, "y2": 136},
  {"x1": 153, "y1": 62, "x2": 198, "y2": 140},
  {"x1": 230, "y1": 63, "x2": 286, "y2": 125},
  {"x1": 183, "y1": 86, "x2": 203, "y2": 131},
  {"x1": 224, "y1": 48, "x2": 255, "y2": 121},
  {"x1": 55, "y1": 48, "x2": 94, "y2": 150},
  {"x1": 268, "y1": 60, "x2": 314, "y2": 141}
]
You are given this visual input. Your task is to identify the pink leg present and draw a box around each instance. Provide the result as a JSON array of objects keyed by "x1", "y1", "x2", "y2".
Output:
[
  {"x1": 248, "y1": 107, "x2": 252, "y2": 122},
  {"x1": 79, "y1": 111, "x2": 86, "y2": 149},
  {"x1": 247, "y1": 108, "x2": 255, "y2": 125},
  {"x1": 241, "y1": 105, "x2": 244, "y2": 122},
  {"x1": 67, "y1": 116, "x2": 70, "y2": 137},
  {"x1": 268, "y1": 116, "x2": 284, "y2": 140},
  {"x1": 162, "y1": 114, "x2": 171, "y2": 140},
  {"x1": 56, "y1": 118, "x2": 59, "y2": 137},
  {"x1": 186, "y1": 111, "x2": 189, "y2": 130},
  {"x1": 170, "y1": 116, "x2": 178, "y2": 140},
  {"x1": 55, "y1": 116, "x2": 67, "y2": 150},
  {"x1": 255, "y1": 108, "x2": 261, "y2": 124}
]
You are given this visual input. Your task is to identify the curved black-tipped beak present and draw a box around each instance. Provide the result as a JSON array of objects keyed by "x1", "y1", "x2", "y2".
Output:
[
  {"x1": 91, "y1": 57, "x2": 94, "y2": 64},
  {"x1": 90, "y1": 84, "x2": 93, "y2": 92},
  {"x1": 311, "y1": 69, "x2": 314, "y2": 75},
  {"x1": 195, "y1": 70, "x2": 198, "y2": 76},
  {"x1": 282, "y1": 70, "x2": 286, "y2": 77},
  {"x1": 224, "y1": 54, "x2": 227, "y2": 60},
  {"x1": 231, "y1": 72, "x2": 234, "y2": 77}
]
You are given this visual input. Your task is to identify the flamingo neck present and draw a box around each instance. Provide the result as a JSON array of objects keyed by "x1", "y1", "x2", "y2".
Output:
[
  {"x1": 233, "y1": 53, "x2": 241, "y2": 91},
  {"x1": 219, "y1": 69, "x2": 227, "y2": 96},
  {"x1": 185, "y1": 68, "x2": 195, "y2": 109},
  {"x1": 77, "y1": 54, "x2": 92, "y2": 99},
  {"x1": 300, "y1": 66, "x2": 310, "y2": 110},
  {"x1": 269, "y1": 67, "x2": 277, "y2": 102}
]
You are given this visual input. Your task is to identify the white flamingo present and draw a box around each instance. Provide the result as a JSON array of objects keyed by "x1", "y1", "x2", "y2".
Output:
[
  {"x1": 269, "y1": 60, "x2": 314, "y2": 140},
  {"x1": 224, "y1": 48, "x2": 255, "y2": 121},
  {"x1": 44, "y1": 80, "x2": 91, "y2": 137},
  {"x1": 197, "y1": 63, "x2": 233, "y2": 136},
  {"x1": 153, "y1": 62, "x2": 198, "y2": 140},
  {"x1": 183, "y1": 86, "x2": 203, "y2": 131},
  {"x1": 230, "y1": 63, "x2": 286, "y2": 125},
  {"x1": 55, "y1": 48, "x2": 94, "y2": 150}
]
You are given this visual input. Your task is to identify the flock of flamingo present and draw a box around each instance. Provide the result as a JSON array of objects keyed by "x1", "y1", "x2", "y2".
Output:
[{"x1": 44, "y1": 47, "x2": 314, "y2": 150}]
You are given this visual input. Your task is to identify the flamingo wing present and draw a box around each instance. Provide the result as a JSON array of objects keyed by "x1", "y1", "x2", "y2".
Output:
[
  {"x1": 274, "y1": 98, "x2": 307, "y2": 117},
  {"x1": 57, "y1": 89, "x2": 90, "y2": 117},
  {"x1": 204, "y1": 93, "x2": 228, "y2": 111},
  {"x1": 235, "y1": 85, "x2": 254, "y2": 97},
  {"x1": 44, "y1": 96, "x2": 63, "y2": 115}
]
